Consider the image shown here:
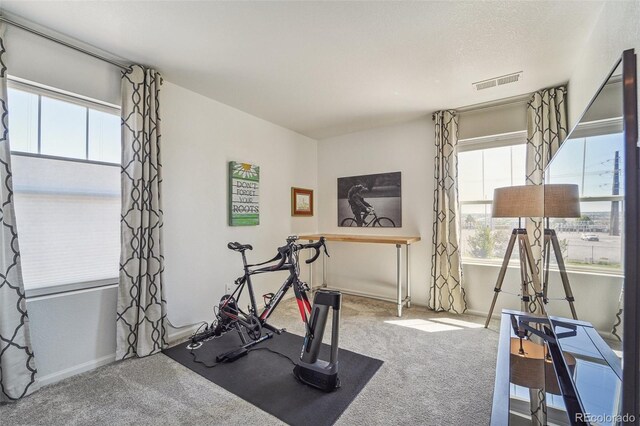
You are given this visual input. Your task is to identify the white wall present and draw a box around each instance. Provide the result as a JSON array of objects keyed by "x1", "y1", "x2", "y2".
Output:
[
  {"x1": 567, "y1": 1, "x2": 640, "y2": 130},
  {"x1": 317, "y1": 117, "x2": 434, "y2": 305},
  {"x1": 161, "y1": 81, "x2": 318, "y2": 327},
  {"x1": 25, "y1": 286, "x2": 118, "y2": 386},
  {"x1": 6, "y1": 23, "x2": 319, "y2": 382}
]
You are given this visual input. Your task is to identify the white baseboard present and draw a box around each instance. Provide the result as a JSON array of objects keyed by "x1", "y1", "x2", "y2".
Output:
[
  {"x1": 37, "y1": 353, "x2": 116, "y2": 387},
  {"x1": 466, "y1": 308, "x2": 496, "y2": 320},
  {"x1": 168, "y1": 324, "x2": 201, "y2": 344}
]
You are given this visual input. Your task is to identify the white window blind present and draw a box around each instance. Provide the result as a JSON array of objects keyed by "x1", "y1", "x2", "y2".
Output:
[{"x1": 12, "y1": 155, "x2": 120, "y2": 290}]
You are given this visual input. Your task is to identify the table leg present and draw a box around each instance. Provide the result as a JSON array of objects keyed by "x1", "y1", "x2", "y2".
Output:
[
  {"x1": 396, "y1": 244, "x2": 402, "y2": 317},
  {"x1": 406, "y1": 244, "x2": 411, "y2": 308}
]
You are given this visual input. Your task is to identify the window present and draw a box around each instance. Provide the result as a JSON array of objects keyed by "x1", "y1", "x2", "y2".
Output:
[
  {"x1": 8, "y1": 79, "x2": 121, "y2": 293},
  {"x1": 458, "y1": 136, "x2": 526, "y2": 262},
  {"x1": 8, "y1": 80, "x2": 121, "y2": 163},
  {"x1": 459, "y1": 126, "x2": 624, "y2": 274},
  {"x1": 546, "y1": 127, "x2": 624, "y2": 272}
]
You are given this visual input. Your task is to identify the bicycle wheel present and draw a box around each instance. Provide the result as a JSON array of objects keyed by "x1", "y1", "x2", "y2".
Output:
[
  {"x1": 340, "y1": 217, "x2": 358, "y2": 227},
  {"x1": 373, "y1": 217, "x2": 395, "y2": 227}
]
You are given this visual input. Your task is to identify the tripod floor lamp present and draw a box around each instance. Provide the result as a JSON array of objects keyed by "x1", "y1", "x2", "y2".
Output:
[
  {"x1": 484, "y1": 184, "x2": 580, "y2": 328},
  {"x1": 541, "y1": 184, "x2": 581, "y2": 320}
]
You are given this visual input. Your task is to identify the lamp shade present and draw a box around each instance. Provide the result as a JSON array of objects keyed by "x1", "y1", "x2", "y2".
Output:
[
  {"x1": 510, "y1": 337, "x2": 546, "y2": 389},
  {"x1": 492, "y1": 184, "x2": 581, "y2": 218},
  {"x1": 492, "y1": 185, "x2": 543, "y2": 218},
  {"x1": 509, "y1": 337, "x2": 576, "y2": 395},
  {"x1": 544, "y1": 184, "x2": 581, "y2": 218}
]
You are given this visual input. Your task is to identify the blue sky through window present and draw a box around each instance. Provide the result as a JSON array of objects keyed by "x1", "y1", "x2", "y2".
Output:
[
  {"x1": 7, "y1": 86, "x2": 120, "y2": 164},
  {"x1": 547, "y1": 133, "x2": 624, "y2": 213}
]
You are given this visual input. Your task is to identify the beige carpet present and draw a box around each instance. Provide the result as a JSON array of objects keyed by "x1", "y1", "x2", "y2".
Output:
[{"x1": 1, "y1": 295, "x2": 499, "y2": 425}]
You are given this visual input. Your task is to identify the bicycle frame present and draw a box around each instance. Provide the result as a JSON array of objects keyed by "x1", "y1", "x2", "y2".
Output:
[
  {"x1": 220, "y1": 246, "x2": 313, "y2": 330},
  {"x1": 186, "y1": 238, "x2": 327, "y2": 348},
  {"x1": 349, "y1": 210, "x2": 379, "y2": 227},
  {"x1": 345, "y1": 209, "x2": 395, "y2": 228},
  {"x1": 361, "y1": 210, "x2": 379, "y2": 226}
]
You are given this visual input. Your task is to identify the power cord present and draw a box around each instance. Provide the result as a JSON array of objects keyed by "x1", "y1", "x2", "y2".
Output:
[
  {"x1": 189, "y1": 348, "x2": 220, "y2": 369},
  {"x1": 247, "y1": 347, "x2": 297, "y2": 367},
  {"x1": 192, "y1": 322, "x2": 208, "y2": 337},
  {"x1": 189, "y1": 345, "x2": 297, "y2": 369},
  {"x1": 167, "y1": 318, "x2": 209, "y2": 331}
]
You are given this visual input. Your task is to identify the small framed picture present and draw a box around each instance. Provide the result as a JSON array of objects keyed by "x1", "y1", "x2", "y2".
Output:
[{"x1": 291, "y1": 187, "x2": 314, "y2": 216}]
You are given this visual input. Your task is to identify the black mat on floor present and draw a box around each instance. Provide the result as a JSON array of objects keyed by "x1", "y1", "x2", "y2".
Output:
[{"x1": 163, "y1": 331, "x2": 383, "y2": 426}]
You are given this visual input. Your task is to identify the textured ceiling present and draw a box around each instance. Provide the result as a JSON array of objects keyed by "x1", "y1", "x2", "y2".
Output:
[{"x1": 1, "y1": 1, "x2": 604, "y2": 139}]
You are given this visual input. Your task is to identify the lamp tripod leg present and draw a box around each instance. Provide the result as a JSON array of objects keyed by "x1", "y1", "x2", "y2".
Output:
[
  {"x1": 485, "y1": 230, "x2": 518, "y2": 328},
  {"x1": 550, "y1": 230, "x2": 578, "y2": 319},
  {"x1": 518, "y1": 234, "x2": 531, "y2": 313},
  {"x1": 543, "y1": 232, "x2": 552, "y2": 303},
  {"x1": 521, "y1": 231, "x2": 545, "y2": 315}
]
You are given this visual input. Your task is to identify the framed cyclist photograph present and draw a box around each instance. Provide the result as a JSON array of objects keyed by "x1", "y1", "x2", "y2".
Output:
[
  {"x1": 337, "y1": 172, "x2": 401, "y2": 227},
  {"x1": 291, "y1": 187, "x2": 314, "y2": 216}
]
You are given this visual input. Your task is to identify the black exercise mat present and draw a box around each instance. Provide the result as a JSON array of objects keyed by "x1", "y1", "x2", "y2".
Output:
[{"x1": 163, "y1": 331, "x2": 383, "y2": 426}]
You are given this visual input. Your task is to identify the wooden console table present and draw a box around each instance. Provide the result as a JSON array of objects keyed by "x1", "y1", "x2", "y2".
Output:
[{"x1": 298, "y1": 234, "x2": 421, "y2": 317}]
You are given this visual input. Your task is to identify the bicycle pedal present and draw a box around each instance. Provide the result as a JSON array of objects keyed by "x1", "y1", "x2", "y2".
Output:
[{"x1": 263, "y1": 322, "x2": 285, "y2": 335}]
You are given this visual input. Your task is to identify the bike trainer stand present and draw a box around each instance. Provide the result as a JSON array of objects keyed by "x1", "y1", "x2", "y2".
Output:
[{"x1": 294, "y1": 289, "x2": 341, "y2": 392}]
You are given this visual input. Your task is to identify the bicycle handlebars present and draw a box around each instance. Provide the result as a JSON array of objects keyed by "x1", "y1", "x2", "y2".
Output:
[
  {"x1": 277, "y1": 237, "x2": 329, "y2": 265},
  {"x1": 299, "y1": 237, "x2": 330, "y2": 264},
  {"x1": 231, "y1": 236, "x2": 329, "y2": 271},
  {"x1": 269, "y1": 245, "x2": 291, "y2": 271}
]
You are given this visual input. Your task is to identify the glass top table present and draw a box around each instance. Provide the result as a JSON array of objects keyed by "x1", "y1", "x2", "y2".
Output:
[{"x1": 492, "y1": 310, "x2": 622, "y2": 425}]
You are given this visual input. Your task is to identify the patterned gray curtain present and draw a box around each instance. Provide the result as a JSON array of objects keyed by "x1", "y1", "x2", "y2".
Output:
[
  {"x1": 429, "y1": 110, "x2": 467, "y2": 314},
  {"x1": 116, "y1": 65, "x2": 167, "y2": 359},
  {"x1": 525, "y1": 86, "x2": 567, "y2": 314},
  {"x1": 0, "y1": 23, "x2": 38, "y2": 402},
  {"x1": 525, "y1": 87, "x2": 567, "y2": 426}
]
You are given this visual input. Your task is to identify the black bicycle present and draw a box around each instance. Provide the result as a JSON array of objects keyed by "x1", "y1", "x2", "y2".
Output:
[
  {"x1": 340, "y1": 207, "x2": 395, "y2": 227},
  {"x1": 190, "y1": 236, "x2": 329, "y2": 347}
]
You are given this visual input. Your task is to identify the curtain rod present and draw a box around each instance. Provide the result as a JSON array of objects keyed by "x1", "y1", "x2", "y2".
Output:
[
  {"x1": 431, "y1": 93, "x2": 532, "y2": 121},
  {"x1": 0, "y1": 15, "x2": 131, "y2": 71},
  {"x1": 456, "y1": 92, "x2": 531, "y2": 113}
]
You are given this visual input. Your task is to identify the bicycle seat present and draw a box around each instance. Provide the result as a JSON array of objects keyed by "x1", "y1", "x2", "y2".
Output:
[{"x1": 227, "y1": 242, "x2": 253, "y2": 252}]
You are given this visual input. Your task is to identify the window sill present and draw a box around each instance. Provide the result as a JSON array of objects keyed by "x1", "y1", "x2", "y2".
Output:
[
  {"x1": 461, "y1": 259, "x2": 623, "y2": 279},
  {"x1": 25, "y1": 278, "x2": 119, "y2": 300}
]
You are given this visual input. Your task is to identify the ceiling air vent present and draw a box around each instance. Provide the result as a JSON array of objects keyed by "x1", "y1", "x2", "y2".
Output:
[{"x1": 473, "y1": 71, "x2": 523, "y2": 91}]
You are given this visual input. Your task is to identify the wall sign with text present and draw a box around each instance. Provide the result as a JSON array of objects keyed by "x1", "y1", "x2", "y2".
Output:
[{"x1": 229, "y1": 161, "x2": 260, "y2": 226}]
